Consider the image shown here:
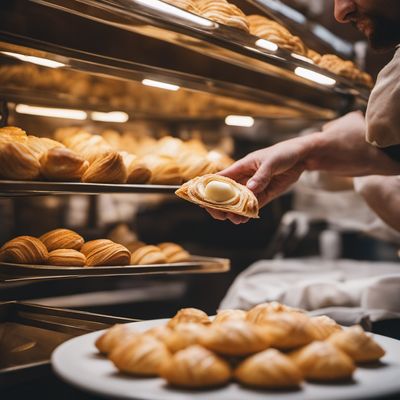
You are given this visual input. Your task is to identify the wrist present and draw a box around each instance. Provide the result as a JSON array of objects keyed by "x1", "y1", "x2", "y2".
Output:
[{"x1": 300, "y1": 131, "x2": 326, "y2": 171}]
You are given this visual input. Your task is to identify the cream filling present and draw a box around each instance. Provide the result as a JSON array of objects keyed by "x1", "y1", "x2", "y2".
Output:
[{"x1": 204, "y1": 180, "x2": 235, "y2": 202}]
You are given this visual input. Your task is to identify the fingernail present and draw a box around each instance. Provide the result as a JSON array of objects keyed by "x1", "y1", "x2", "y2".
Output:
[{"x1": 247, "y1": 180, "x2": 257, "y2": 190}]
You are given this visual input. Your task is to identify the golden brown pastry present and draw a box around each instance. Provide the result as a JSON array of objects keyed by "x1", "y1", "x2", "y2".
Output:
[
  {"x1": 175, "y1": 174, "x2": 259, "y2": 218},
  {"x1": 110, "y1": 335, "x2": 170, "y2": 376},
  {"x1": 120, "y1": 151, "x2": 151, "y2": 184},
  {"x1": 178, "y1": 152, "x2": 219, "y2": 181},
  {"x1": 130, "y1": 245, "x2": 167, "y2": 265},
  {"x1": 246, "y1": 302, "x2": 302, "y2": 324},
  {"x1": 158, "y1": 242, "x2": 190, "y2": 263},
  {"x1": 159, "y1": 345, "x2": 231, "y2": 388},
  {"x1": 0, "y1": 126, "x2": 28, "y2": 143},
  {"x1": 96, "y1": 324, "x2": 140, "y2": 355},
  {"x1": 309, "y1": 315, "x2": 342, "y2": 340},
  {"x1": 154, "y1": 136, "x2": 185, "y2": 158},
  {"x1": 48, "y1": 249, "x2": 86, "y2": 266},
  {"x1": 27, "y1": 135, "x2": 64, "y2": 158},
  {"x1": 140, "y1": 154, "x2": 183, "y2": 185},
  {"x1": 125, "y1": 241, "x2": 146, "y2": 253},
  {"x1": 200, "y1": 320, "x2": 270, "y2": 356},
  {"x1": 0, "y1": 141, "x2": 41, "y2": 180},
  {"x1": 206, "y1": 150, "x2": 234, "y2": 171},
  {"x1": 163, "y1": 0, "x2": 199, "y2": 13},
  {"x1": 40, "y1": 147, "x2": 89, "y2": 181},
  {"x1": 328, "y1": 325, "x2": 385, "y2": 362},
  {"x1": 39, "y1": 229, "x2": 84, "y2": 252},
  {"x1": 167, "y1": 308, "x2": 210, "y2": 328},
  {"x1": 81, "y1": 239, "x2": 130, "y2": 266},
  {"x1": 82, "y1": 151, "x2": 127, "y2": 184},
  {"x1": 252, "y1": 312, "x2": 314, "y2": 350},
  {"x1": 213, "y1": 309, "x2": 247, "y2": 324},
  {"x1": 164, "y1": 322, "x2": 208, "y2": 353},
  {"x1": 235, "y1": 348, "x2": 303, "y2": 389},
  {"x1": 291, "y1": 341, "x2": 356, "y2": 381},
  {"x1": 0, "y1": 236, "x2": 48, "y2": 264},
  {"x1": 307, "y1": 49, "x2": 321, "y2": 64},
  {"x1": 144, "y1": 325, "x2": 174, "y2": 343}
]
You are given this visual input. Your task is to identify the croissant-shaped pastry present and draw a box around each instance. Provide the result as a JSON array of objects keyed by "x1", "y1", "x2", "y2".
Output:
[
  {"x1": 179, "y1": 153, "x2": 219, "y2": 181},
  {"x1": 235, "y1": 349, "x2": 303, "y2": 389},
  {"x1": 175, "y1": 174, "x2": 259, "y2": 218},
  {"x1": 252, "y1": 312, "x2": 314, "y2": 350},
  {"x1": 40, "y1": 147, "x2": 89, "y2": 181},
  {"x1": 0, "y1": 141, "x2": 40, "y2": 180},
  {"x1": 328, "y1": 325, "x2": 385, "y2": 362},
  {"x1": 140, "y1": 155, "x2": 182, "y2": 185},
  {"x1": 48, "y1": 249, "x2": 86, "y2": 266},
  {"x1": 0, "y1": 236, "x2": 48, "y2": 264},
  {"x1": 130, "y1": 245, "x2": 167, "y2": 265},
  {"x1": 82, "y1": 152, "x2": 127, "y2": 184},
  {"x1": 110, "y1": 335, "x2": 170, "y2": 376},
  {"x1": 144, "y1": 325, "x2": 174, "y2": 343},
  {"x1": 200, "y1": 320, "x2": 270, "y2": 356},
  {"x1": 120, "y1": 152, "x2": 151, "y2": 184},
  {"x1": 291, "y1": 341, "x2": 355, "y2": 381},
  {"x1": 309, "y1": 315, "x2": 342, "y2": 340},
  {"x1": 168, "y1": 308, "x2": 210, "y2": 328},
  {"x1": 0, "y1": 126, "x2": 28, "y2": 143},
  {"x1": 159, "y1": 345, "x2": 231, "y2": 388},
  {"x1": 246, "y1": 302, "x2": 303, "y2": 324},
  {"x1": 213, "y1": 309, "x2": 247, "y2": 324},
  {"x1": 163, "y1": 0, "x2": 199, "y2": 13},
  {"x1": 27, "y1": 135, "x2": 64, "y2": 159},
  {"x1": 39, "y1": 229, "x2": 84, "y2": 252},
  {"x1": 81, "y1": 239, "x2": 130, "y2": 266},
  {"x1": 164, "y1": 323, "x2": 208, "y2": 353},
  {"x1": 157, "y1": 242, "x2": 190, "y2": 263},
  {"x1": 95, "y1": 324, "x2": 140, "y2": 355},
  {"x1": 125, "y1": 241, "x2": 146, "y2": 253}
]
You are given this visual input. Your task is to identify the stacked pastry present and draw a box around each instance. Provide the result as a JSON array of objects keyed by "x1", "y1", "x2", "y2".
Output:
[
  {"x1": 0, "y1": 229, "x2": 190, "y2": 267},
  {"x1": 163, "y1": 0, "x2": 199, "y2": 13},
  {"x1": 96, "y1": 302, "x2": 386, "y2": 390}
]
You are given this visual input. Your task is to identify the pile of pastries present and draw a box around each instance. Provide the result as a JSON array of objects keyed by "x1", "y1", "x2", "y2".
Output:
[
  {"x1": 0, "y1": 125, "x2": 233, "y2": 184},
  {"x1": 96, "y1": 303, "x2": 385, "y2": 390},
  {"x1": 0, "y1": 228, "x2": 190, "y2": 266}
]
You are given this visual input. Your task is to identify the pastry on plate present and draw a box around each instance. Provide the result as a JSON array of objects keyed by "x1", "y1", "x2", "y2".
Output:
[
  {"x1": 130, "y1": 245, "x2": 167, "y2": 265},
  {"x1": 48, "y1": 249, "x2": 86, "y2": 266},
  {"x1": 291, "y1": 341, "x2": 355, "y2": 382},
  {"x1": 110, "y1": 335, "x2": 170, "y2": 376},
  {"x1": 175, "y1": 174, "x2": 259, "y2": 218},
  {"x1": 159, "y1": 345, "x2": 231, "y2": 388},
  {"x1": 144, "y1": 325, "x2": 174, "y2": 343},
  {"x1": 120, "y1": 152, "x2": 151, "y2": 184},
  {"x1": 158, "y1": 242, "x2": 190, "y2": 263},
  {"x1": 96, "y1": 324, "x2": 140, "y2": 355},
  {"x1": 80, "y1": 239, "x2": 130, "y2": 266},
  {"x1": 309, "y1": 315, "x2": 342, "y2": 340},
  {"x1": 167, "y1": 308, "x2": 210, "y2": 328},
  {"x1": 0, "y1": 236, "x2": 48, "y2": 264},
  {"x1": 164, "y1": 322, "x2": 208, "y2": 353},
  {"x1": 200, "y1": 320, "x2": 270, "y2": 356},
  {"x1": 39, "y1": 229, "x2": 84, "y2": 252},
  {"x1": 27, "y1": 135, "x2": 64, "y2": 159},
  {"x1": 213, "y1": 309, "x2": 247, "y2": 324},
  {"x1": 246, "y1": 302, "x2": 302, "y2": 324},
  {"x1": 140, "y1": 154, "x2": 183, "y2": 185},
  {"x1": 328, "y1": 325, "x2": 385, "y2": 362},
  {"x1": 235, "y1": 348, "x2": 303, "y2": 389}
]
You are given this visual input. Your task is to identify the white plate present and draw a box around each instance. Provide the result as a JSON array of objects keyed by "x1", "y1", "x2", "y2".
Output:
[{"x1": 52, "y1": 319, "x2": 400, "y2": 400}]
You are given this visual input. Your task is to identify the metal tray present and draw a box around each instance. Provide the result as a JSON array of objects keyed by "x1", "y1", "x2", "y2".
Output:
[
  {"x1": 0, "y1": 301, "x2": 137, "y2": 386},
  {"x1": 0, "y1": 180, "x2": 179, "y2": 196},
  {"x1": 0, "y1": 256, "x2": 230, "y2": 283}
]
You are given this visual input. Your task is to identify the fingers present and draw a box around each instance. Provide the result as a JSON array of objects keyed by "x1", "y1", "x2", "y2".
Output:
[
  {"x1": 246, "y1": 161, "x2": 272, "y2": 194},
  {"x1": 205, "y1": 208, "x2": 227, "y2": 220},
  {"x1": 205, "y1": 208, "x2": 249, "y2": 225},
  {"x1": 217, "y1": 155, "x2": 254, "y2": 182}
]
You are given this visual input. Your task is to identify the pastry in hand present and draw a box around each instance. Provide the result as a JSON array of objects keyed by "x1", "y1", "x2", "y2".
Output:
[
  {"x1": 175, "y1": 174, "x2": 259, "y2": 218},
  {"x1": 309, "y1": 315, "x2": 342, "y2": 340},
  {"x1": 40, "y1": 229, "x2": 84, "y2": 252},
  {"x1": 328, "y1": 325, "x2": 385, "y2": 362},
  {"x1": 159, "y1": 345, "x2": 231, "y2": 388},
  {"x1": 164, "y1": 322, "x2": 208, "y2": 352},
  {"x1": 168, "y1": 308, "x2": 210, "y2": 328},
  {"x1": 158, "y1": 242, "x2": 190, "y2": 263},
  {"x1": 27, "y1": 135, "x2": 64, "y2": 159},
  {"x1": 40, "y1": 147, "x2": 88, "y2": 181},
  {"x1": 120, "y1": 152, "x2": 151, "y2": 184},
  {"x1": 0, "y1": 236, "x2": 48, "y2": 264},
  {"x1": 291, "y1": 341, "x2": 355, "y2": 381},
  {"x1": 0, "y1": 141, "x2": 40, "y2": 180},
  {"x1": 213, "y1": 309, "x2": 247, "y2": 324},
  {"x1": 110, "y1": 335, "x2": 170, "y2": 376},
  {"x1": 140, "y1": 155, "x2": 182, "y2": 185},
  {"x1": 235, "y1": 349, "x2": 303, "y2": 389},
  {"x1": 96, "y1": 324, "x2": 140, "y2": 355},
  {"x1": 246, "y1": 302, "x2": 302, "y2": 324},
  {"x1": 130, "y1": 245, "x2": 167, "y2": 265},
  {"x1": 81, "y1": 239, "x2": 130, "y2": 266},
  {"x1": 82, "y1": 152, "x2": 127, "y2": 184},
  {"x1": 200, "y1": 320, "x2": 270, "y2": 356},
  {"x1": 252, "y1": 312, "x2": 314, "y2": 350},
  {"x1": 48, "y1": 249, "x2": 86, "y2": 266},
  {"x1": 0, "y1": 126, "x2": 28, "y2": 143}
]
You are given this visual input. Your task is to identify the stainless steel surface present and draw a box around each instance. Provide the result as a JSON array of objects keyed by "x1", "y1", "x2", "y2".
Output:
[{"x1": 0, "y1": 256, "x2": 230, "y2": 283}]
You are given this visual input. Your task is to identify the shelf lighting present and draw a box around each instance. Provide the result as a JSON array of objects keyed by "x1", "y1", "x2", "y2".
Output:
[
  {"x1": 294, "y1": 67, "x2": 336, "y2": 86},
  {"x1": 134, "y1": 0, "x2": 216, "y2": 28},
  {"x1": 291, "y1": 53, "x2": 314, "y2": 64},
  {"x1": 16, "y1": 104, "x2": 87, "y2": 120},
  {"x1": 255, "y1": 39, "x2": 278, "y2": 52},
  {"x1": 91, "y1": 111, "x2": 129, "y2": 123},
  {"x1": 142, "y1": 79, "x2": 180, "y2": 91},
  {"x1": 225, "y1": 115, "x2": 255, "y2": 128},
  {"x1": 1, "y1": 51, "x2": 65, "y2": 68}
]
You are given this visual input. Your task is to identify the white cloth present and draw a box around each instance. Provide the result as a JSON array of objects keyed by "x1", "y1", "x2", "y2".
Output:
[{"x1": 220, "y1": 258, "x2": 400, "y2": 325}]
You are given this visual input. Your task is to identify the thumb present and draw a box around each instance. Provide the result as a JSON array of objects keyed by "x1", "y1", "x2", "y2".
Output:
[
  {"x1": 246, "y1": 162, "x2": 271, "y2": 193},
  {"x1": 217, "y1": 157, "x2": 252, "y2": 181}
]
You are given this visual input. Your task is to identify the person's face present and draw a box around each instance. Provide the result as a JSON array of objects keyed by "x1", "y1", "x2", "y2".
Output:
[{"x1": 334, "y1": 0, "x2": 400, "y2": 50}]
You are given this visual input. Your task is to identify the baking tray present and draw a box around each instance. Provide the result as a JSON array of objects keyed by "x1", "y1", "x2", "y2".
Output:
[
  {"x1": 0, "y1": 180, "x2": 179, "y2": 196},
  {"x1": 0, "y1": 301, "x2": 137, "y2": 386},
  {"x1": 0, "y1": 256, "x2": 230, "y2": 283}
]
